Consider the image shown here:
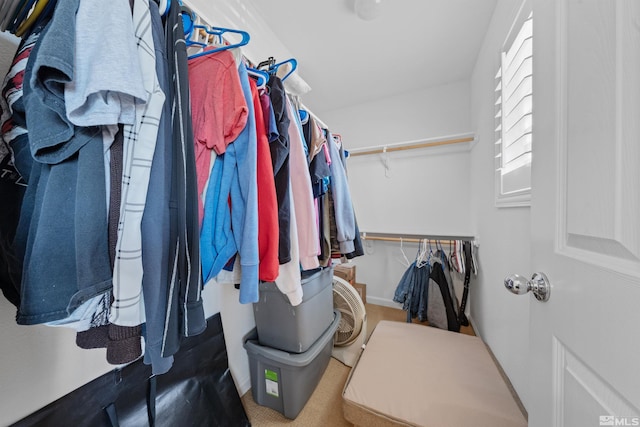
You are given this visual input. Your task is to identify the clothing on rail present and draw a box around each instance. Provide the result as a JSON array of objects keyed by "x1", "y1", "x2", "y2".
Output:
[
  {"x1": 393, "y1": 240, "x2": 476, "y2": 332},
  {"x1": 0, "y1": 0, "x2": 361, "y2": 373}
]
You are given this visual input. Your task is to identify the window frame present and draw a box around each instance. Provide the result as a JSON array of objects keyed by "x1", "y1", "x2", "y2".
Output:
[{"x1": 494, "y1": 0, "x2": 533, "y2": 208}]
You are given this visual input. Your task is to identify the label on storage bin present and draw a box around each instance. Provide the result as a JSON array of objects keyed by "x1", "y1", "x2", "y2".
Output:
[{"x1": 265, "y1": 369, "x2": 279, "y2": 397}]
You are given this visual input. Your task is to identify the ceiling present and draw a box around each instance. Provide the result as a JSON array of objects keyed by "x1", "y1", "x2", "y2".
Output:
[{"x1": 246, "y1": 0, "x2": 498, "y2": 115}]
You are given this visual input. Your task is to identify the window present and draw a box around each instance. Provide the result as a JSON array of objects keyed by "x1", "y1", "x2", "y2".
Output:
[{"x1": 495, "y1": 4, "x2": 532, "y2": 207}]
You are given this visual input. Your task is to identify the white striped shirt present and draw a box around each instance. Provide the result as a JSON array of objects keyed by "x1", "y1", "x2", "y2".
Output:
[{"x1": 110, "y1": 0, "x2": 166, "y2": 327}]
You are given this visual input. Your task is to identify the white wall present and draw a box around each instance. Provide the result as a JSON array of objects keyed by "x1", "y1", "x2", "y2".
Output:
[
  {"x1": 321, "y1": 80, "x2": 472, "y2": 149},
  {"x1": 0, "y1": 299, "x2": 114, "y2": 426},
  {"x1": 319, "y1": 81, "x2": 473, "y2": 308},
  {"x1": 469, "y1": 0, "x2": 532, "y2": 411}
]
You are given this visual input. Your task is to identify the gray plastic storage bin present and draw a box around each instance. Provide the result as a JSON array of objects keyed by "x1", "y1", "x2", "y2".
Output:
[
  {"x1": 243, "y1": 310, "x2": 341, "y2": 419},
  {"x1": 253, "y1": 267, "x2": 334, "y2": 353}
]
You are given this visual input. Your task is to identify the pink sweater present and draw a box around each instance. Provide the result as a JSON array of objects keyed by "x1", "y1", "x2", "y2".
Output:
[{"x1": 286, "y1": 98, "x2": 320, "y2": 271}]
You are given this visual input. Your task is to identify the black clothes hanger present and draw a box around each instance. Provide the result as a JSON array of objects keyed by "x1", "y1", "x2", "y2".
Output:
[{"x1": 258, "y1": 56, "x2": 298, "y2": 81}]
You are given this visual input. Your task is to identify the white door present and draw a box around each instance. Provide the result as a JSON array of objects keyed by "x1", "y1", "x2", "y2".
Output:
[{"x1": 526, "y1": 0, "x2": 640, "y2": 426}]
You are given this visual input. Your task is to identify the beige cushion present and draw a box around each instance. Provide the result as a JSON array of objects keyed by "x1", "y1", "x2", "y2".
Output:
[{"x1": 342, "y1": 321, "x2": 527, "y2": 427}]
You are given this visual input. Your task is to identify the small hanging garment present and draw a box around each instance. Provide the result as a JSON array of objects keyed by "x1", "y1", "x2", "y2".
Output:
[
  {"x1": 392, "y1": 260, "x2": 430, "y2": 322},
  {"x1": 426, "y1": 251, "x2": 460, "y2": 332},
  {"x1": 457, "y1": 241, "x2": 473, "y2": 326}
]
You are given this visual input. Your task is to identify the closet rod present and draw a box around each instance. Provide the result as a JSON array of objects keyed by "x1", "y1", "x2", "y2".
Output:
[
  {"x1": 360, "y1": 232, "x2": 475, "y2": 244},
  {"x1": 348, "y1": 133, "x2": 475, "y2": 157}
]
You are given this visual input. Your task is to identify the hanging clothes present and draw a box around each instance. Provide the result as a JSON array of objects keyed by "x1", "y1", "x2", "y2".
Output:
[
  {"x1": 64, "y1": 1, "x2": 146, "y2": 128},
  {"x1": 273, "y1": 168, "x2": 303, "y2": 306},
  {"x1": 161, "y1": 0, "x2": 206, "y2": 363},
  {"x1": 55, "y1": 0, "x2": 150, "y2": 365},
  {"x1": 392, "y1": 259, "x2": 430, "y2": 322},
  {"x1": 140, "y1": 0, "x2": 174, "y2": 375},
  {"x1": 0, "y1": 0, "x2": 365, "y2": 371},
  {"x1": 250, "y1": 78, "x2": 279, "y2": 283},
  {"x1": 334, "y1": 133, "x2": 364, "y2": 260},
  {"x1": 187, "y1": 46, "x2": 248, "y2": 223},
  {"x1": 0, "y1": 26, "x2": 41, "y2": 308},
  {"x1": 266, "y1": 75, "x2": 292, "y2": 265},
  {"x1": 47, "y1": 0, "x2": 154, "y2": 364},
  {"x1": 325, "y1": 130, "x2": 356, "y2": 255},
  {"x1": 393, "y1": 242, "x2": 468, "y2": 332},
  {"x1": 14, "y1": 0, "x2": 112, "y2": 325},
  {"x1": 303, "y1": 116, "x2": 331, "y2": 266},
  {"x1": 427, "y1": 250, "x2": 460, "y2": 332},
  {"x1": 0, "y1": 0, "x2": 210, "y2": 371},
  {"x1": 285, "y1": 96, "x2": 319, "y2": 271},
  {"x1": 304, "y1": 116, "x2": 330, "y2": 199},
  {"x1": 109, "y1": 0, "x2": 165, "y2": 337},
  {"x1": 223, "y1": 60, "x2": 260, "y2": 303}
]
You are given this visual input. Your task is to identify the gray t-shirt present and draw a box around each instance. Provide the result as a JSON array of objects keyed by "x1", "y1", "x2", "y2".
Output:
[{"x1": 64, "y1": 0, "x2": 146, "y2": 127}]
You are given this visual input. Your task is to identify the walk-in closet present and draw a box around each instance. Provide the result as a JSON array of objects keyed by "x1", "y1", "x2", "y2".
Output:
[{"x1": 1, "y1": 0, "x2": 639, "y2": 426}]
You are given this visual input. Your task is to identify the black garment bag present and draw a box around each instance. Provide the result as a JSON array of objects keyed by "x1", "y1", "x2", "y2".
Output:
[{"x1": 11, "y1": 313, "x2": 250, "y2": 427}]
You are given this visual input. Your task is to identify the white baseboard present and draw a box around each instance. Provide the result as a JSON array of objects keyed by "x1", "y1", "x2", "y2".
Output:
[
  {"x1": 366, "y1": 296, "x2": 403, "y2": 309},
  {"x1": 468, "y1": 315, "x2": 481, "y2": 339},
  {"x1": 236, "y1": 373, "x2": 251, "y2": 397}
]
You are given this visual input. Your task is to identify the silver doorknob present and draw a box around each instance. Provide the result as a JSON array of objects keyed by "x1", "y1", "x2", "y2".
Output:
[{"x1": 504, "y1": 272, "x2": 551, "y2": 302}]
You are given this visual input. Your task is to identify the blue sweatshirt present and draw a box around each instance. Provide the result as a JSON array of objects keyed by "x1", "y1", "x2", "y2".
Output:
[
  {"x1": 326, "y1": 131, "x2": 356, "y2": 254},
  {"x1": 200, "y1": 61, "x2": 259, "y2": 303}
]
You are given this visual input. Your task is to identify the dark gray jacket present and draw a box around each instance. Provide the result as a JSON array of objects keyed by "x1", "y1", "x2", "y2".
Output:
[
  {"x1": 16, "y1": 0, "x2": 112, "y2": 325},
  {"x1": 161, "y1": 0, "x2": 206, "y2": 359}
]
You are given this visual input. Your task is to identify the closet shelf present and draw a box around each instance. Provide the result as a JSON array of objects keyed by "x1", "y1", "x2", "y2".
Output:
[
  {"x1": 348, "y1": 133, "x2": 475, "y2": 157},
  {"x1": 360, "y1": 231, "x2": 475, "y2": 245}
]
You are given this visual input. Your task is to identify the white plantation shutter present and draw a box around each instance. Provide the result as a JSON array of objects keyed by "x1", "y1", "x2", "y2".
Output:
[{"x1": 495, "y1": 9, "x2": 533, "y2": 206}]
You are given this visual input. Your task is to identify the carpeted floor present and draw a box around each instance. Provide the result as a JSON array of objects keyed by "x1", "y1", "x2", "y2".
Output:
[{"x1": 240, "y1": 303, "x2": 475, "y2": 426}]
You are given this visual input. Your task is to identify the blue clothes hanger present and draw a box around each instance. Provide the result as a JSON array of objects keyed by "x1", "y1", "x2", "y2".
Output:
[
  {"x1": 191, "y1": 24, "x2": 223, "y2": 45},
  {"x1": 187, "y1": 24, "x2": 250, "y2": 60},
  {"x1": 181, "y1": 4, "x2": 195, "y2": 39},
  {"x1": 257, "y1": 56, "x2": 298, "y2": 81},
  {"x1": 184, "y1": 24, "x2": 207, "y2": 50},
  {"x1": 158, "y1": 0, "x2": 170, "y2": 17},
  {"x1": 186, "y1": 39, "x2": 208, "y2": 49},
  {"x1": 271, "y1": 58, "x2": 298, "y2": 81},
  {"x1": 181, "y1": 9, "x2": 214, "y2": 51},
  {"x1": 246, "y1": 66, "x2": 269, "y2": 89}
]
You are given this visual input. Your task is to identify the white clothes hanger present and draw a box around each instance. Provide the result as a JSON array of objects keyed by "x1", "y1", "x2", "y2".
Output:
[
  {"x1": 416, "y1": 239, "x2": 429, "y2": 268},
  {"x1": 158, "y1": 0, "x2": 168, "y2": 16},
  {"x1": 398, "y1": 237, "x2": 411, "y2": 268},
  {"x1": 380, "y1": 146, "x2": 391, "y2": 178}
]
